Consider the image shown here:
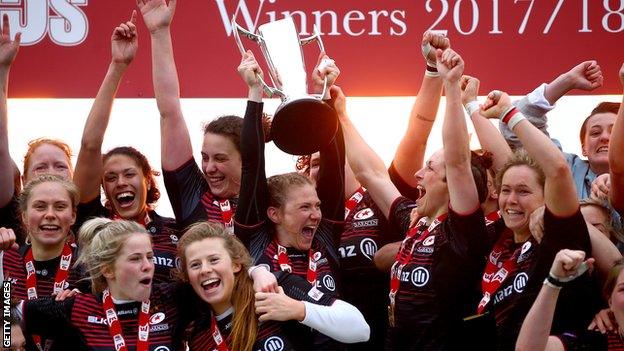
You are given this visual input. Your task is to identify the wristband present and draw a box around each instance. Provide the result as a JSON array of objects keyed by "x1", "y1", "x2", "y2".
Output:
[
  {"x1": 464, "y1": 101, "x2": 480, "y2": 117},
  {"x1": 548, "y1": 261, "x2": 590, "y2": 283},
  {"x1": 247, "y1": 264, "x2": 269, "y2": 278},
  {"x1": 500, "y1": 107, "x2": 526, "y2": 130},
  {"x1": 507, "y1": 113, "x2": 526, "y2": 130},
  {"x1": 425, "y1": 64, "x2": 439, "y2": 78},
  {"x1": 543, "y1": 277, "x2": 563, "y2": 290}
]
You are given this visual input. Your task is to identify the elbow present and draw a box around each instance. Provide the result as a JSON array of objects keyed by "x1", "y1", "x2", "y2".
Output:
[
  {"x1": 549, "y1": 159, "x2": 571, "y2": 179},
  {"x1": 339, "y1": 312, "x2": 370, "y2": 343}
]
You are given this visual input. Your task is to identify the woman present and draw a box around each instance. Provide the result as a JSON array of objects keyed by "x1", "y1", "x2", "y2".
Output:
[
  {"x1": 72, "y1": 12, "x2": 179, "y2": 283},
  {"x1": 22, "y1": 217, "x2": 183, "y2": 350},
  {"x1": 515, "y1": 249, "x2": 619, "y2": 350},
  {"x1": 137, "y1": 0, "x2": 241, "y2": 231},
  {"x1": 340, "y1": 48, "x2": 491, "y2": 350},
  {"x1": 0, "y1": 175, "x2": 82, "y2": 351},
  {"x1": 476, "y1": 90, "x2": 597, "y2": 350},
  {"x1": 178, "y1": 222, "x2": 369, "y2": 351}
]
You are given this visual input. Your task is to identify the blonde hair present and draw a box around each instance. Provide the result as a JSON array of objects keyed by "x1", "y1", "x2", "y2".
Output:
[
  {"x1": 177, "y1": 222, "x2": 257, "y2": 351},
  {"x1": 19, "y1": 174, "x2": 79, "y2": 213},
  {"x1": 267, "y1": 172, "x2": 314, "y2": 208},
  {"x1": 75, "y1": 218, "x2": 148, "y2": 294},
  {"x1": 496, "y1": 149, "x2": 545, "y2": 191}
]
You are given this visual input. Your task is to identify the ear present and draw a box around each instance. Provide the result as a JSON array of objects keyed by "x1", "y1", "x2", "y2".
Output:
[
  {"x1": 267, "y1": 206, "x2": 281, "y2": 224},
  {"x1": 232, "y1": 262, "x2": 242, "y2": 274},
  {"x1": 101, "y1": 265, "x2": 115, "y2": 280},
  {"x1": 581, "y1": 143, "x2": 588, "y2": 157},
  {"x1": 70, "y1": 210, "x2": 77, "y2": 226}
]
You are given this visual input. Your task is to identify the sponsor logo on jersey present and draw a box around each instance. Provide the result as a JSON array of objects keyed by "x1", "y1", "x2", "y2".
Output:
[
  {"x1": 517, "y1": 242, "x2": 534, "y2": 263},
  {"x1": 513, "y1": 272, "x2": 529, "y2": 293},
  {"x1": 353, "y1": 208, "x2": 374, "y2": 220},
  {"x1": 152, "y1": 256, "x2": 176, "y2": 267},
  {"x1": 170, "y1": 234, "x2": 179, "y2": 244},
  {"x1": 154, "y1": 347, "x2": 170, "y2": 351},
  {"x1": 360, "y1": 238, "x2": 378, "y2": 260},
  {"x1": 322, "y1": 275, "x2": 336, "y2": 292},
  {"x1": 264, "y1": 336, "x2": 285, "y2": 351},
  {"x1": 422, "y1": 236, "x2": 435, "y2": 247},
  {"x1": 150, "y1": 324, "x2": 170, "y2": 333},
  {"x1": 87, "y1": 315, "x2": 108, "y2": 325},
  {"x1": 150, "y1": 312, "x2": 166, "y2": 325},
  {"x1": 313, "y1": 251, "x2": 322, "y2": 261},
  {"x1": 352, "y1": 219, "x2": 379, "y2": 228},
  {"x1": 410, "y1": 267, "x2": 430, "y2": 287}
]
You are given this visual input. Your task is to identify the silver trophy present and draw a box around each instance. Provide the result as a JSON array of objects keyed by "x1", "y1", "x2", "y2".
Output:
[{"x1": 232, "y1": 17, "x2": 338, "y2": 155}]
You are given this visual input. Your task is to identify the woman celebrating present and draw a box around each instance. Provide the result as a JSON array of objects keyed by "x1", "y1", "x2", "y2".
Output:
[
  {"x1": 1, "y1": 175, "x2": 82, "y2": 351},
  {"x1": 22, "y1": 218, "x2": 182, "y2": 351},
  {"x1": 73, "y1": 12, "x2": 179, "y2": 283},
  {"x1": 477, "y1": 90, "x2": 596, "y2": 349},
  {"x1": 137, "y1": 0, "x2": 242, "y2": 230}
]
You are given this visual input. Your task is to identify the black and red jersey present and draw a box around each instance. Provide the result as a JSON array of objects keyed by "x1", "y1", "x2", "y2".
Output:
[
  {"x1": 23, "y1": 284, "x2": 183, "y2": 351},
  {"x1": 76, "y1": 196, "x2": 180, "y2": 284},
  {"x1": 386, "y1": 197, "x2": 488, "y2": 351},
  {"x1": 162, "y1": 157, "x2": 238, "y2": 231}
]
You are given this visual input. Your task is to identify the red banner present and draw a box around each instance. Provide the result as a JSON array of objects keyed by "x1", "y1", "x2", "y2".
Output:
[{"x1": 5, "y1": 0, "x2": 624, "y2": 98}]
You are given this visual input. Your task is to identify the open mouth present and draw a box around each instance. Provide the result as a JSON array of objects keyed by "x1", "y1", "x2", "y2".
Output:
[
  {"x1": 505, "y1": 209, "x2": 524, "y2": 218},
  {"x1": 207, "y1": 175, "x2": 225, "y2": 186},
  {"x1": 416, "y1": 185, "x2": 426, "y2": 201},
  {"x1": 39, "y1": 224, "x2": 60, "y2": 232},
  {"x1": 301, "y1": 226, "x2": 316, "y2": 239},
  {"x1": 201, "y1": 278, "x2": 221, "y2": 292},
  {"x1": 116, "y1": 192, "x2": 135, "y2": 208},
  {"x1": 596, "y1": 146, "x2": 608, "y2": 153},
  {"x1": 139, "y1": 278, "x2": 152, "y2": 286}
]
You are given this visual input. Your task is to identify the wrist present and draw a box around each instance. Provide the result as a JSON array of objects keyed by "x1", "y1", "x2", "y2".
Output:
[
  {"x1": 110, "y1": 61, "x2": 130, "y2": 70},
  {"x1": 464, "y1": 100, "x2": 480, "y2": 117},
  {"x1": 248, "y1": 264, "x2": 269, "y2": 278},
  {"x1": 543, "y1": 276, "x2": 563, "y2": 290},
  {"x1": 425, "y1": 64, "x2": 439, "y2": 78},
  {"x1": 500, "y1": 107, "x2": 526, "y2": 130},
  {"x1": 294, "y1": 300, "x2": 306, "y2": 322},
  {"x1": 248, "y1": 85, "x2": 263, "y2": 102},
  {"x1": 149, "y1": 27, "x2": 171, "y2": 38}
]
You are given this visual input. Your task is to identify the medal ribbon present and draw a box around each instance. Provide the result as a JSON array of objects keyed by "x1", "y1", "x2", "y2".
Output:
[
  {"x1": 25, "y1": 243, "x2": 73, "y2": 351},
  {"x1": 101, "y1": 288, "x2": 151, "y2": 351},
  {"x1": 344, "y1": 187, "x2": 366, "y2": 218},
  {"x1": 477, "y1": 229, "x2": 535, "y2": 314},
  {"x1": 217, "y1": 199, "x2": 234, "y2": 233},
  {"x1": 388, "y1": 213, "x2": 447, "y2": 323},
  {"x1": 210, "y1": 314, "x2": 229, "y2": 351},
  {"x1": 276, "y1": 244, "x2": 318, "y2": 285}
]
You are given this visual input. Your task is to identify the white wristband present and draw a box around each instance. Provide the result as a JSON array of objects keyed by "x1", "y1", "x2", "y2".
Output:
[
  {"x1": 247, "y1": 264, "x2": 269, "y2": 278},
  {"x1": 507, "y1": 113, "x2": 527, "y2": 130},
  {"x1": 464, "y1": 101, "x2": 480, "y2": 117}
]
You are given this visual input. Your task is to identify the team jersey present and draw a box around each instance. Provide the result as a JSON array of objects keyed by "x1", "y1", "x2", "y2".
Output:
[
  {"x1": 162, "y1": 158, "x2": 238, "y2": 231},
  {"x1": 482, "y1": 208, "x2": 597, "y2": 350},
  {"x1": 386, "y1": 197, "x2": 488, "y2": 351},
  {"x1": 76, "y1": 195, "x2": 180, "y2": 284},
  {"x1": 0, "y1": 194, "x2": 25, "y2": 244},
  {"x1": 23, "y1": 284, "x2": 184, "y2": 351},
  {"x1": 557, "y1": 330, "x2": 624, "y2": 350},
  {"x1": 340, "y1": 189, "x2": 401, "y2": 350}
]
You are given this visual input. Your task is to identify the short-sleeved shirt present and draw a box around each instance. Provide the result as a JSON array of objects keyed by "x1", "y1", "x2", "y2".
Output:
[
  {"x1": 76, "y1": 196, "x2": 181, "y2": 283},
  {"x1": 386, "y1": 197, "x2": 488, "y2": 351},
  {"x1": 162, "y1": 158, "x2": 238, "y2": 230},
  {"x1": 485, "y1": 208, "x2": 597, "y2": 350},
  {"x1": 23, "y1": 284, "x2": 182, "y2": 351}
]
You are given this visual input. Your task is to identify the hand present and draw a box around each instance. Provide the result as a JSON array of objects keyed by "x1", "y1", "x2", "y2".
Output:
[
  {"x1": 529, "y1": 205, "x2": 545, "y2": 244},
  {"x1": 0, "y1": 14, "x2": 21, "y2": 68},
  {"x1": 591, "y1": 173, "x2": 610, "y2": 202},
  {"x1": 588, "y1": 308, "x2": 617, "y2": 334},
  {"x1": 550, "y1": 249, "x2": 593, "y2": 280},
  {"x1": 0, "y1": 227, "x2": 18, "y2": 251},
  {"x1": 564, "y1": 60, "x2": 603, "y2": 92},
  {"x1": 421, "y1": 31, "x2": 450, "y2": 65},
  {"x1": 619, "y1": 62, "x2": 624, "y2": 87},
  {"x1": 255, "y1": 286, "x2": 305, "y2": 322},
  {"x1": 137, "y1": 0, "x2": 176, "y2": 34},
  {"x1": 480, "y1": 90, "x2": 512, "y2": 119},
  {"x1": 312, "y1": 53, "x2": 340, "y2": 95},
  {"x1": 435, "y1": 48, "x2": 463, "y2": 83},
  {"x1": 249, "y1": 265, "x2": 278, "y2": 293},
  {"x1": 111, "y1": 11, "x2": 138, "y2": 65},
  {"x1": 329, "y1": 85, "x2": 347, "y2": 118},
  {"x1": 237, "y1": 50, "x2": 263, "y2": 90},
  {"x1": 54, "y1": 288, "x2": 80, "y2": 301},
  {"x1": 460, "y1": 75, "x2": 480, "y2": 106},
  {"x1": 409, "y1": 207, "x2": 421, "y2": 228}
]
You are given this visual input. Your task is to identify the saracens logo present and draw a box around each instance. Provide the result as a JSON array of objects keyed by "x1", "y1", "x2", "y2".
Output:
[
  {"x1": 264, "y1": 336, "x2": 285, "y2": 351},
  {"x1": 353, "y1": 208, "x2": 374, "y2": 220},
  {"x1": 411, "y1": 267, "x2": 430, "y2": 287},
  {"x1": 422, "y1": 236, "x2": 435, "y2": 247},
  {"x1": 149, "y1": 312, "x2": 166, "y2": 325}
]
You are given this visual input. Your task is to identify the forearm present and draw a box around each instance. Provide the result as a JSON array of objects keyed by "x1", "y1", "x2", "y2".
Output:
[
  {"x1": 392, "y1": 74, "x2": 442, "y2": 186},
  {"x1": 469, "y1": 111, "x2": 511, "y2": 172},
  {"x1": 318, "y1": 124, "x2": 345, "y2": 222},
  {"x1": 588, "y1": 222, "x2": 622, "y2": 284},
  {"x1": 544, "y1": 71, "x2": 575, "y2": 105},
  {"x1": 301, "y1": 300, "x2": 370, "y2": 343},
  {"x1": 610, "y1": 94, "x2": 624, "y2": 212},
  {"x1": 373, "y1": 241, "x2": 400, "y2": 273},
  {"x1": 0, "y1": 66, "x2": 13, "y2": 205},
  {"x1": 516, "y1": 284, "x2": 560, "y2": 351}
]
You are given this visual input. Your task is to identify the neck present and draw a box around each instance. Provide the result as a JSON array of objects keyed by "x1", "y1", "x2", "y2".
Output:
[
  {"x1": 590, "y1": 162, "x2": 609, "y2": 176},
  {"x1": 482, "y1": 200, "x2": 498, "y2": 217},
  {"x1": 425, "y1": 207, "x2": 448, "y2": 225},
  {"x1": 31, "y1": 241, "x2": 65, "y2": 261},
  {"x1": 512, "y1": 228, "x2": 532, "y2": 243},
  {"x1": 108, "y1": 284, "x2": 132, "y2": 302},
  {"x1": 275, "y1": 226, "x2": 294, "y2": 248},
  {"x1": 213, "y1": 302, "x2": 233, "y2": 317}
]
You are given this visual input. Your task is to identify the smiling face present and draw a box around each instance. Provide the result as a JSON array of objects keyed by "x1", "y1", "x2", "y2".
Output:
[
  {"x1": 269, "y1": 184, "x2": 321, "y2": 251},
  {"x1": 498, "y1": 165, "x2": 545, "y2": 237},
  {"x1": 104, "y1": 233, "x2": 154, "y2": 301},
  {"x1": 24, "y1": 143, "x2": 72, "y2": 182},
  {"x1": 580, "y1": 204, "x2": 609, "y2": 237},
  {"x1": 23, "y1": 182, "x2": 75, "y2": 250},
  {"x1": 582, "y1": 112, "x2": 615, "y2": 174},
  {"x1": 201, "y1": 133, "x2": 242, "y2": 199},
  {"x1": 103, "y1": 154, "x2": 149, "y2": 221},
  {"x1": 413, "y1": 150, "x2": 449, "y2": 218},
  {"x1": 610, "y1": 269, "x2": 624, "y2": 333},
  {"x1": 185, "y1": 237, "x2": 241, "y2": 315}
]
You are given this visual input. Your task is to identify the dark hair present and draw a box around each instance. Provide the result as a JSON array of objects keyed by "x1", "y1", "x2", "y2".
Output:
[
  {"x1": 496, "y1": 149, "x2": 545, "y2": 192},
  {"x1": 102, "y1": 146, "x2": 161, "y2": 205},
  {"x1": 579, "y1": 102, "x2": 619, "y2": 147},
  {"x1": 267, "y1": 172, "x2": 315, "y2": 208},
  {"x1": 470, "y1": 150, "x2": 493, "y2": 204},
  {"x1": 203, "y1": 116, "x2": 244, "y2": 153}
]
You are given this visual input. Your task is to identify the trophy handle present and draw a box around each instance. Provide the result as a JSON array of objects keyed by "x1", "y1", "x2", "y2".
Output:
[
  {"x1": 300, "y1": 25, "x2": 329, "y2": 100},
  {"x1": 231, "y1": 18, "x2": 285, "y2": 99}
]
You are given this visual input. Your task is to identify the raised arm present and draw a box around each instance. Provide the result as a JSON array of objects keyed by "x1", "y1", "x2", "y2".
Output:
[
  {"x1": 610, "y1": 63, "x2": 624, "y2": 213},
  {"x1": 334, "y1": 86, "x2": 401, "y2": 219},
  {"x1": 461, "y1": 75, "x2": 511, "y2": 172},
  {"x1": 516, "y1": 249, "x2": 591, "y2": 351},
  {"x1": 138, "y1": 0, "x2": 192, "y2": 171},
  {"x1": 73, "y1": 13, "x2": 138, "y2": 203},
  {"x1": 482, "y1": 91, "x2": 579, "y2": 217},
  {"x1": 0, "y1": 15, "x2": 20, "y2": 207},
  {"x1": 391, "y1": 31, "x2": 447, "y2": 187},
  {"x1": 437, "y1": 49, "x2": 479, "y2": 214}
]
